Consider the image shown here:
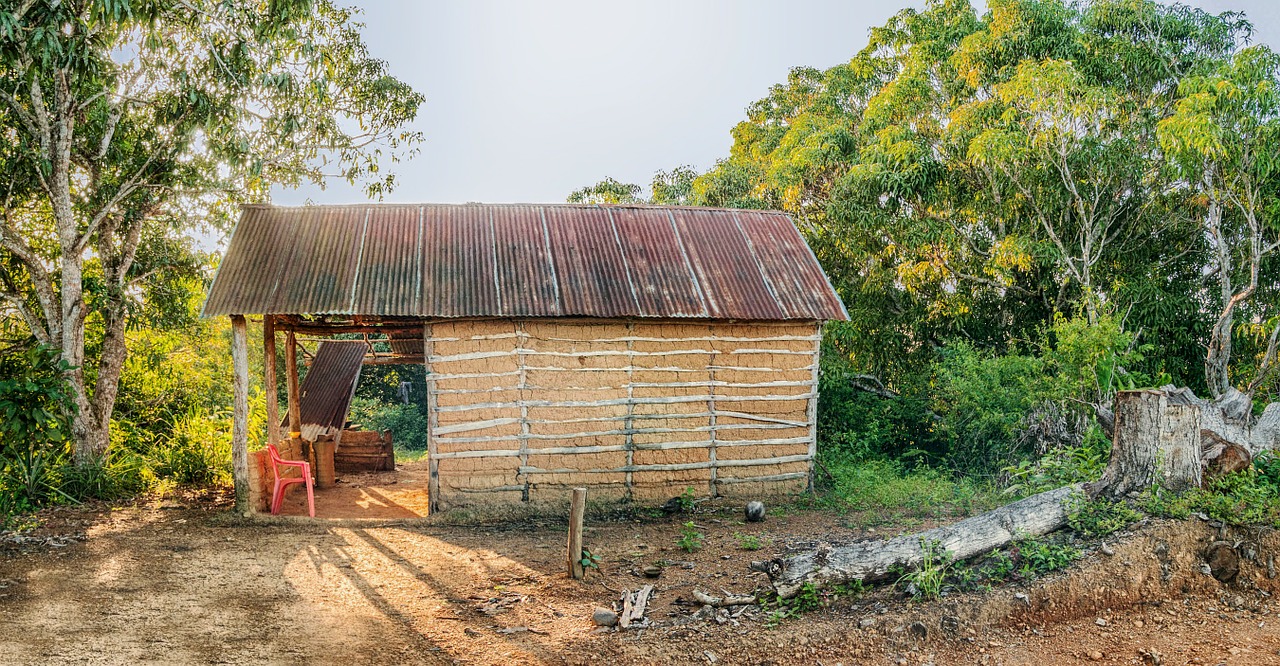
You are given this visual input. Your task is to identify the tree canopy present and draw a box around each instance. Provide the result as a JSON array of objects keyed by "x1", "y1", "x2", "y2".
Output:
[
  {"x1": 575, "y1": 0, "x2": 1279, "y2": 405},
  {"x1": 0, "y1": 0, "x2": 423, "y2": 464}
]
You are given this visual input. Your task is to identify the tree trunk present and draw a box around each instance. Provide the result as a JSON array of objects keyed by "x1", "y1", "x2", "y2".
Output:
[
  {"x1": 1090, "y1": 389, "x2": 1202, "y2": 498},
  {"x1": 762, "y1": 485, "x2": 1083, "y2": 598}
]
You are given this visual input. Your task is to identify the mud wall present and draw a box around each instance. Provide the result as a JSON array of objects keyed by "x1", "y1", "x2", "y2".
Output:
[{"x1": 424, "y1": 318, "x2": 821, "y2": 510}]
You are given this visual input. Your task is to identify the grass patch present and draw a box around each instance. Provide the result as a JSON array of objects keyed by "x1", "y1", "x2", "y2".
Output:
[
  {"x1": 820, "y1": 457, "x2": 1004, "y2": 527},
  {"x1": 1140, "y1": 455, "x2": 1280, "y2": 528}
]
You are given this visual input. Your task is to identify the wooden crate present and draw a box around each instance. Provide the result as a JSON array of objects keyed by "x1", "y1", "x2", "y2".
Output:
[{"x1": 335, "y1": 429, "x2": 395, "y2": 472}]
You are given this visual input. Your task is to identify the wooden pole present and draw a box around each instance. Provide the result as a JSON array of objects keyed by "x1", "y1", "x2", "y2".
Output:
[
  {"x1": 567, "y1": 487, "x2": 587, "y2": 580},
  {"x1": 284, "y1": 327, "x2": 310, "y2": 471},
  {"x1": 264, "y1": 315, "x2": 279, "y2": 447},
  {"x1": 424, "y1": 323, "x2": 440, "y2": 515},
  {"x1": 231, "y1": 315, "x2": 250, "y2": 513}
]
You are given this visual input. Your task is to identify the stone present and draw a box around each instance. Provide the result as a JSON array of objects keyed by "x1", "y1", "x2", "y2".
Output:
[
  {"x1": 908, "y1": 621, "x2": 928, "y2": 639},
  {"x1": 745, "y1": 501, "x2": 766, "y2": 523},
  {"x1": 1088, "y1": 650, "x2": 1103, "y2": 661},
  {"x1": 859, "y1": 618, "x2": 876, "y2": 629},
  {"x1": 1204, "y1": 541, "x2": 1240, "y2": 583},
  {"x1": 1095, "y1": 618, "x2": 1108, "y2": 627},
  {"x1": 940, "y1": 615, "x2": 960, "y2": 633},
  {"x1": 592, "y1": 607, "x2": 618, "y2": 627}
]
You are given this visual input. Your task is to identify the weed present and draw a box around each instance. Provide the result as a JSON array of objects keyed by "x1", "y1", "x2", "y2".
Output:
[
  {"x1": 895, "y1": 539, "x2": 952, "y2": 601},
  {"x1": 579, "y1": 548, "x2": 600, "y2": 571},
  {"x1": 1014, "y1": 536, "x2": 1081, "y2": 577},
  {"x1": 676, "y1": 486, "x2": 696, "y2": 513},
  {"x1": 1066, "y1": 493, "x2": 1143, "y2": 537},
  {"x1": 676, "y1": 521, "x2": 703, "y2": 553},
  {"x1": 733, "y1": 532, "x2": 763, "y2": 551}
]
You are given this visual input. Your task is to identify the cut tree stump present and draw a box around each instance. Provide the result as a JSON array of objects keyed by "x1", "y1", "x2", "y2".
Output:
[{"x1": 1091, "y1": 389, "x2": 1202, "y2": 497}]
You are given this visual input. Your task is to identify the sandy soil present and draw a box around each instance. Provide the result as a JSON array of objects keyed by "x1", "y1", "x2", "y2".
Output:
[{"x1": 1, "y1": 490, "x2": 1278, "y2": 665}]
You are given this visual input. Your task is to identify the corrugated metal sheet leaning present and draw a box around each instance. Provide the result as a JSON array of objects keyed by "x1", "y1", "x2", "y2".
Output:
[{"x1": 291, "y1": 340, "x2": 366, "y2": 442}]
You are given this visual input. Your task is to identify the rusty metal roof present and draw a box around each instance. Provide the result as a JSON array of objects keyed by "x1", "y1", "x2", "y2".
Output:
[
  {"x1": 203, "y1": 204, "x2": 847, "y2": 321},
  {"x1": 292, "y1": 341, "x2": 366, "y2": 441}
]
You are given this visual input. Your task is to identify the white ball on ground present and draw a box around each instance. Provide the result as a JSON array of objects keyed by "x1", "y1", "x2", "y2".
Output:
[{"x1": 745, "y1": 501, "x2": 766, "y2": 522}]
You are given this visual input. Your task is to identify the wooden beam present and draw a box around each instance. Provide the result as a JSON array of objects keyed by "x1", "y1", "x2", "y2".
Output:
[
  {"x1": 230, "y1": 315, "x2": 250, "y2": 513},
  {"x1": 264, "y1": 316, "x2": 279, "y2": 447},
  {"x1": 567, "y1": 487, "x2": 587, "y2": 580}
]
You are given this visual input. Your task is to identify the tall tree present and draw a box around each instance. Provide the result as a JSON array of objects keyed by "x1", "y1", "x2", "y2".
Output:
[
  {"x1": 1159, "y1": 45, "x2": 1280, "y2": 397},
  {"x1": 0, "y1": 0, "x2": 423, "y2": 465}
]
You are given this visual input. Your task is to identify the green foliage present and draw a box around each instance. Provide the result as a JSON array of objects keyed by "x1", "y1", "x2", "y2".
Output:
[
  {"x1": 1066, "y1": 493, "x2": 1143, "y2": 537},
  {"x1": 579, "y1": 548, "x2": 600, "y2": 571},
  {"x1": 348, "y1": 397, "x2": 429, "y2": 451},
  {"x1": 1002, "y1": 428, "x2": 1110, "y2": 496},
  {"x1": 676, "y1": 521, "x2": 703, "y2": 553},
  {"x1": 820, "y1": 457, "x2": 1003, "y2": 525},
  {"x1": 896, "y1": 540, "x2": 953, "y2": 601},
  {"x1": 1014, "y1": 537, "x2": 1081, "y2": 577},
  {"x1": 0, "y1": 345, "x2": 74, "y2": 456},
  {"x1": 760, "y1": 580, "x2": 864, "y2": 627},
  {"x1": 1141, "y1": 457, "x2": 1280, "y2": 528},
  {"x1": 676, "y1": 486, "x2": 696, "y2": 513},
  {"x1": 733, "y1": 532, "x2": 763, "y2": 551}
]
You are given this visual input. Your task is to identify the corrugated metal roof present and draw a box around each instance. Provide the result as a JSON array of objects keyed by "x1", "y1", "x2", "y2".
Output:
[
  {"x1": 203, "y1": 204, "x2": 848, "y2": 321},
  {"x1": 291, "y1": 341, "x2": 366, "y2": 441}
]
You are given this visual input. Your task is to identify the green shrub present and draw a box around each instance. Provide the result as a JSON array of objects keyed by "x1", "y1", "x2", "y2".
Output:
[
  {"x1": 676, "y1": 521, "x2": 703, "y2": 553},
  {"x1": 1014, "y1": 537, "x2": 1081, "y2": 577},
  {"x1": 734, "y1": 532, "x2": 763, "y2": 551},
  {"x1": 348, "y1": 397, "x2": 428, "y2": 450},
  {"x1": 896, "y1": 540, "x2": 953, "y2": 600},
  {"x1": 1140, "y1": 457, "x2": 1280, "y2": 528},
  {"x1": 1066, "y1": 493, "x2": 1143, "y2": 537},
  {"x1": 1002, "y1": 426, "x2": 1110, "y2": 496}
]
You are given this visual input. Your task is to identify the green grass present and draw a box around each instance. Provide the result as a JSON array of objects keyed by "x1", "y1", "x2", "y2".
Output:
[{"x1": 820, "y1": 457, "x2": 1004, "y2": 528}]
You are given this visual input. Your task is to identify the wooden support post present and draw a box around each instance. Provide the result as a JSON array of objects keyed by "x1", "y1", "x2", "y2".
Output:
[
  {"x1": 230, "y1": 315, "x2": 250, "y2": 513},
  {"x1": 423, "y1": 323, "x2": 440, "y2": 515},
  {"x1": 285, "y1": 327, "x2": 309, "y2": 470},
  {"x1": 264, "y1": 315, "x2": 279, "y2": 447},
  {"x1": 567, "y1": 487, "x2": 587, "y2": 580}
]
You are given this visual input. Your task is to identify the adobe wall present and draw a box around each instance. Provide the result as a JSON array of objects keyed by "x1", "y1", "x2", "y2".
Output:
[{"x1": 425, "y1": 318, "x2": 820, "y2": 510}]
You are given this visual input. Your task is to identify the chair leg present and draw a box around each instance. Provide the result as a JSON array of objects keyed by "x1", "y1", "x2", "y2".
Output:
[
  {"x1": 271, "y1": 479, "x2": 283, "y2": 515},
  {"x1": 305, "y1": 477, "x2": 315, "y2": 518}
]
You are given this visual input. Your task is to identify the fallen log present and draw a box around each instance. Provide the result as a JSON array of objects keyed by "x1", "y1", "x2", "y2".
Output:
[{"x1": 762, "y1": 484, "x2": 1082, "y2": 598}]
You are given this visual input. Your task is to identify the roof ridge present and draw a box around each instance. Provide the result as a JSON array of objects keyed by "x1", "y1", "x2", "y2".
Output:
[{"x1": 240, "y1": 202, "x2": 791, "y2": 216}]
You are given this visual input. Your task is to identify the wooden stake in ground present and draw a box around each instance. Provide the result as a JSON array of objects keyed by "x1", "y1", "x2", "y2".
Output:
[
  {"x1": 567, "y1": 487, "x2": 587, "y2": 580},
  {"x1": 230, "y1": 315, "x2": 250, "y2": 512}
]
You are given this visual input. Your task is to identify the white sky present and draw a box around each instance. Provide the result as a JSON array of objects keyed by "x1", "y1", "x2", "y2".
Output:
[{"x1": 269, "y1": 0, "x2": 1280, "y2": 208}]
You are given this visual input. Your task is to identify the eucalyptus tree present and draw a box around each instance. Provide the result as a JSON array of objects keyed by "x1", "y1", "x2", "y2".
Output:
[{"x1": 0, "y1": 0, "x2": 423, "y2": 465}]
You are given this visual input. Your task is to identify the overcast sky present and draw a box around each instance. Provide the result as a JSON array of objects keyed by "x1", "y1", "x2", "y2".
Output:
[{"x1": 270, "y1": 0, "x2": 1280, "y2": 207}]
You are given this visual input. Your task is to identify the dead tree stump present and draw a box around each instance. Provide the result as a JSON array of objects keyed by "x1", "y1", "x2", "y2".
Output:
[{"x1": 1091, "y1": 389, "x2": 1202, "y2": 497}]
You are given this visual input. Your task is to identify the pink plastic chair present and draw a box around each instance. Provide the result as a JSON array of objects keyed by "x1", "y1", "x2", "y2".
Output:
[{"x1": 268, "y1": 444, "x2": 315, "y2": 518}]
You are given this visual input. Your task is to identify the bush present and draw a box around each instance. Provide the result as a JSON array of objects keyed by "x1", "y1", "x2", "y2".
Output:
[
  {"x1": 348, "y1": 397, "x2": 428, "y2": 450},
  {"x1": 1066, "y1": 493, "x2": 1143, "y2": 537},
  {"x1": 933, "y1": 343, "x2": 1054, "y2": 474}
]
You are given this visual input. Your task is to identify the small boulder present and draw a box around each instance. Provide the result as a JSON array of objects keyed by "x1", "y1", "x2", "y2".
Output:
[
  {"x1": 592, "y1": 607, "x2": 618, "y2": 627},
  {"x1": 745, "y1": 501, "x2": 766, "y2": 522}
]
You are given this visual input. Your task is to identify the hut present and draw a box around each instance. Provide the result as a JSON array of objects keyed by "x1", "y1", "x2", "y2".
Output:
[{"x1": 204, "y1": 203, "x2": 847, "y2": 515}]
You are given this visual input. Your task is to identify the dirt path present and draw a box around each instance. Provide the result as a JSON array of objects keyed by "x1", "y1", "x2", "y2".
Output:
[{"x1": 1, "y1": 492, "x2": 1277, "y2": 665}]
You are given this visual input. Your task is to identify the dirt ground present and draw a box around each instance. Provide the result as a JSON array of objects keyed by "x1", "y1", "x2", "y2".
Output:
[{"x1": 1, "y1": 489, "x2": 1278, "y2": 665}]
